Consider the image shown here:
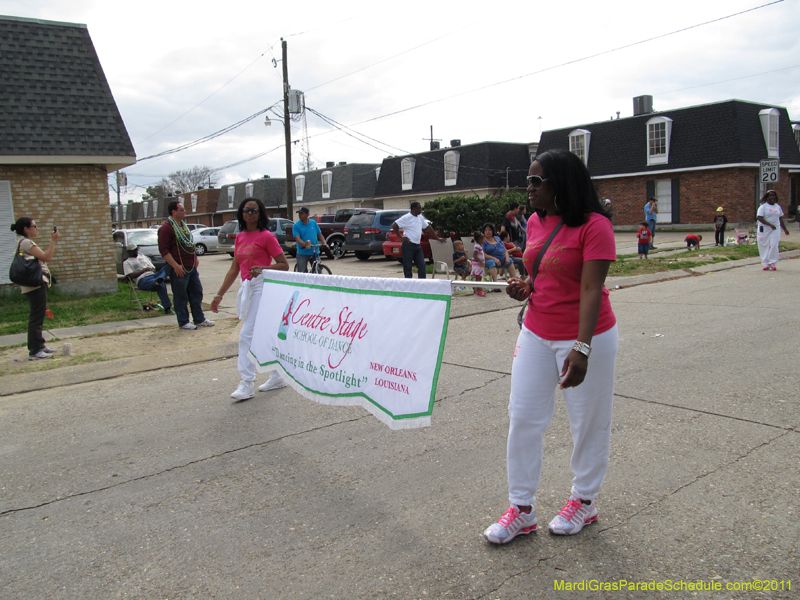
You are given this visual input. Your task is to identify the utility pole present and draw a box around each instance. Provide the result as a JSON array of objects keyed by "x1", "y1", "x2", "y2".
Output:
[
  {"x1": 115, "y1": 170, "x2": 126, "y2": 229},
  {"x1": 282, "y1": 38, "x2": 293, "y2": 218}
]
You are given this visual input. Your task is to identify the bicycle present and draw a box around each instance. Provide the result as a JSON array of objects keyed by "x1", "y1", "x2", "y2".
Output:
[{"x1": 294, "y1": 243, "x2": 332, "y2": 275}]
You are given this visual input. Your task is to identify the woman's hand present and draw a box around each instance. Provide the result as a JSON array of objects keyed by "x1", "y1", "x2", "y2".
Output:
[
  {"x1": 51, "y1": 229, "x2": 60, "y2": 243},
  {"x1": 560, "y1": 350, "x2": 588, "y2": 389},
  {"x1": 506, "y1": 277, "x2": 531, "y2": 301},
  {"x1": 249, "y1": 266, "x2": 264, "y2": 278},
  {"x1": 210, "y1": 296, "x2": 222, "y2": 313}
]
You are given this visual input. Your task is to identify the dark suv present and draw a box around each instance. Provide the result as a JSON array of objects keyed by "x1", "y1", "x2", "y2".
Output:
[
  {"x1": 217, "y1": 218, "x2": 293, "y2": 256},
  {"x1": 343, "y1": 209, "x2": 408, "y2": 260}
]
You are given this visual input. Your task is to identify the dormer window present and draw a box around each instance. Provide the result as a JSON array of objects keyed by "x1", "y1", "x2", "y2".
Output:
[
  {"x1": 152, "y1": 199, "x2": 158, "y2": 219},
  {"x1": 401, "y1": 158, "x2": 416, "y2": 191},
  {"x1": 143, "y1": 202, "x2": 149, "y2": 219},
  {"x1": 569, "y1": 129, "x2": 591, "y2": 164},
  {"x1": 444, "y1": 151, "x2": 460, "y2": 186},
  {"x1": 122, "y1": 204, "x2": 128, "y2": 220},
  {"x1": 245, "y1": 183, "x2": 254, "y2": 197},
  {"x1": 190, "y1": 193, "x2": 197, "y2": 212},
  {"x1": 793, "y1": 124, "x2": 800, "y2": 150},
  {"x1": 375, "y1": 167, "x2": 381, "y2": 181},
  {"x1": 295, "y1": 175, "x2": 305, "y2": 201},
  {"x1": 227, "y1": 187, "x2": 235, "y2": 209},
  {"x1": 114, "y1": 205, "x2": 119, "y2": 221},
  {"x1": 321, "y1": 171, "x2": 333, "y2": 199},
  {"x1": 759, "y1": 108, "x2": 780, "y2": 158},
  {"x1": 646, "y1": 116, "x2": 673, "y2": 166}
]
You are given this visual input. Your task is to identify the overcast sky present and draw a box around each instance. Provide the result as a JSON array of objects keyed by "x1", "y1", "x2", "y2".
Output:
[{"x1": 3, "y1": 0, "x2": 799, "y2": 203}]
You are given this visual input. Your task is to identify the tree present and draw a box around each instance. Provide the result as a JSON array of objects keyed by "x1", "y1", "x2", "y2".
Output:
[
  {"x1": 422, "y1": 190, "x2": 527, "y2": 237},
  {"x1": 154, "y1": 166, "x2": 219, "y2": 196}
]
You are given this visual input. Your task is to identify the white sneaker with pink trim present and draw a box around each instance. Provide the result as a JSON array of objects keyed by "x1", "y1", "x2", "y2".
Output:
[
  {"x1": 548, "y1": 496, "x2": 598, "y2": 535},
  {"x1": 483, "y1": 506, "x2": 537, "y2": 544}
]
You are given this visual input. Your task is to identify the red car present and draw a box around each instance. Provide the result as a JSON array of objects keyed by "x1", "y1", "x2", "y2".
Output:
[{"x1": 382, "y1": 230, "x2": 434, "y2": 262}]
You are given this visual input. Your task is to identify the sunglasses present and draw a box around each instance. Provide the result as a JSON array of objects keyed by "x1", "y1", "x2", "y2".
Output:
[
  {"x1": 526, "y1": 175, "x2": 549, "y2": 189},
  {"x1": 242, "y1": 208, "x2": 260, "y2": 214}
]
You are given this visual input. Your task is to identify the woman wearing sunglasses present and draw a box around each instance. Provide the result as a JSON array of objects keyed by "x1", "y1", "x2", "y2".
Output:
[
  {"x1": 9, "y1": 217, "x2": 59, "y2": 360},
  {"x1": 484, "y1": 149, "x2": 618, "y2": 544},
  {"x1": 211, "y1": 198, "x2": 290, "y2": 400}
]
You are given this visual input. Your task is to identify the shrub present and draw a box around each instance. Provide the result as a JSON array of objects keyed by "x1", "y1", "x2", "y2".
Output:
[{"x1": 423, "y1": 189, "x2": 527, "y2": 237}]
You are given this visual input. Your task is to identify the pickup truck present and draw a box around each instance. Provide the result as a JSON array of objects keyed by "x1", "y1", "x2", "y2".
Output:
[{"x1": 285, "y1": 208, "x2": 357, "y2": 259}]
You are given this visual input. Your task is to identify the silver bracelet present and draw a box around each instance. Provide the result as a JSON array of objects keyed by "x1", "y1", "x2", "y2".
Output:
[{"x1": 572, "y1": 341, "x2": 591, "y2": 358}]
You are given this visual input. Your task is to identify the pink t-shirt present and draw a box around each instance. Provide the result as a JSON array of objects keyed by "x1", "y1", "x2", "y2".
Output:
[
  {"x1": 523, "y1": 212, "x2": 616, "y2": 340},
  {"x1": 234, "y1": 229, "x2": 283, "y2": 280}
]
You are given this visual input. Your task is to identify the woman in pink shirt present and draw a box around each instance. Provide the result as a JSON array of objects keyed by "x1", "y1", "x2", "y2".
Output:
[
  {"x1": 484, "y1": 149, "x2": 618, "y2": 544},
  {"x1": 211, "y1": 198, "x2": 290, "y2": 400}
]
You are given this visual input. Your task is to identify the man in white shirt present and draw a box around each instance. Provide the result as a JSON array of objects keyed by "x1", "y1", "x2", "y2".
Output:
[
  {"x1": 391, "y1": 202, "x2": 443, "y2": 279},
  {"x1": 123, "y1": 243, "x2": 173, "y2": 314}
]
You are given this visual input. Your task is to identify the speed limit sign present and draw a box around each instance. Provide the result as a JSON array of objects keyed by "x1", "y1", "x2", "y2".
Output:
[{"x1": 760, "y1": 159, "x2": 780, "y2": 183}]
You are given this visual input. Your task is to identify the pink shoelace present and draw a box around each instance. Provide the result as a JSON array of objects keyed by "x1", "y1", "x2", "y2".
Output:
[
  {"x1": 557, "y1": 499, "x2": 584, "y2": 520},
  {"x1": 497, "y1": 506, "x2": 520, "y2": 526}
]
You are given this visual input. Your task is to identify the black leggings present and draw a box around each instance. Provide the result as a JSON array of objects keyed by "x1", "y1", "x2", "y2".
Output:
[
  {"x1": 25, "y1": 285, "x2": 48, "y2": 355},
  {"x1": 715, "y1": 228, "x2": 726, "y2": 246}
]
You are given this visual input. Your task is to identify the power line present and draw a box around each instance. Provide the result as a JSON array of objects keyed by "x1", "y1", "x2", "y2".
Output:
[{"x1": 654, "y1": 63, "x2": 800, "y2": 96}]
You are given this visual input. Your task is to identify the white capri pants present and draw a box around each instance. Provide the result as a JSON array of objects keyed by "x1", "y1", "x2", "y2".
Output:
[
  {"x1": 237, "y1": 277, "x2": 263, "y2": 383},
  {"x1": 507, "y1": 324, "x2": 619, "y2": 507}
]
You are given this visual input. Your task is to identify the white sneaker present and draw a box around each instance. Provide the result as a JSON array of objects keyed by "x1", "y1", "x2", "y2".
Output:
[
  {"x1": 484, "y1": 506, "x2": 538, "y2": 544},
  {"x1": 29, "y1": 350, "x2": 54, "y2": 360},
  {"x1": 230, "y1": 381, "x2": 255, "y2": 400},
  {"x1": 258, "y1": 371, "x2": 287, "y2": 392},
  {"x1": 196, "y1": 319, "x2": 215, "y2": 327},
  {"x1": 548, "y1": 496, "x2": 598, "y2": 535},
  {"x1": 181, "y1": 322, "x2": 197, "y2": 330}
]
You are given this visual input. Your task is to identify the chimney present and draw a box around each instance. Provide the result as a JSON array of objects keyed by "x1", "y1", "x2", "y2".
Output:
[
  {"x1": 633, "y1": 95, "x2": 653, "y2": 116},
  {"x1": 450, "y1": 139, "x2": 461, "y2": 147},
  {"x1": 326, "y1": 162, "x2": 335, "y2": 168}
]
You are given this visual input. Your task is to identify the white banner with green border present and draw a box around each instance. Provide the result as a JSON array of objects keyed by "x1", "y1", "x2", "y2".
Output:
[{"x1": 249, "y1": 271, "x2": 452, "y2": 429}]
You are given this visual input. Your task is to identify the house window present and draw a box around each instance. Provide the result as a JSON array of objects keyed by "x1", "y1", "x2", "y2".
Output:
[
  {"x1": 444, "y1": 151, "x2": 460, "y2": 186},
  {"x1": 152, "y1": 199, "x2": 158, "y2": 218},
  {"x1": 191, "y1": 193, "x2": 197, "y2": 213},
  {"x1": 113, "y1": 205, "x2": 119, "y2": 221},
  {"x1": 375, "y1": 167, "x2": 381, "y2": 181},
  {"x1": 295, "y1": 175, "x2": 305, "y2": 201},
  {"x1": 245, "y1": 183, "x2": 254, "y2": 197},
  {"x1": 794, "y1": 124, "x2": 800, "y2": 149},
  {"x1": 227, "y1": 186, "x2": 235, "y2": 209},
  {"x1": 401, "y1": 158, "x2": 416, "y2": 191},
  {"x1": 759, "y1": 108, "x2": 780, "y2": 158},
  {"x1": 569, "y1": 129, "x2": 591, "y2": 164},
  {"x1": 0, "y1": 181, "x2": 15, "y2": 285},
  {"x1": 321, "y1": 171, "x2": 333, "y2": 199},
  {"x1": 143, "y1": 202, "x2": 149, "y2": 218},
  {"x1": 646, "y1": 116, "x2": 673, "y2": 166},
  {"x1": 123, "y1": 204, "x2": 128, "y2": 220}
]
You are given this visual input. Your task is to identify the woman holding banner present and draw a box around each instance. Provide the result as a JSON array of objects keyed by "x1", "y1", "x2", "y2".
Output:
[
  {"x1": 211, "y1": 198, "x2": 290, "y2": 400},
  {"x1": 483, "y1": 149, "x2": 618, "y2": 544}
]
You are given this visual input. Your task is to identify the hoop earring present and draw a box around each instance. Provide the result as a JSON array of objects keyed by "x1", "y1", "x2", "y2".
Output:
[{"x1": 553, "y1": 194, "x2": 560, "y2": 210}]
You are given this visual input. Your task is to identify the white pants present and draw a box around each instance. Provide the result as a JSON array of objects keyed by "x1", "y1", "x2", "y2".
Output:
[
  {"x1": 507, "y1": 325, "x2": 619, "y2": 507},
  {"x1": 757, "y1": 226, "x2": 781, "y2": 267},
  {"x1": 237, "y1": 278, "x2": 262, "y2": 383}
]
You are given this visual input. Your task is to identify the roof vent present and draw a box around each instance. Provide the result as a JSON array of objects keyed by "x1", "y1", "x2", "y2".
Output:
[
  {"x1": 431, "y1": 141, "x2": 440, "y2": 151},
  {"x1": 338, "y1": 162, "x2": 347, "y2": 166},
  {"x1": 633, "y1": 95, "x2": 653, "y2": 116},
  {"x1": 326, "y1": 161, "x2": 335, "y2": 168},
  {"x1": 450, "y1": 139, "x2": 461, "y2": 147},
  {"x1": 262, "y1": 175, "x2": 270, "y2": 179}
]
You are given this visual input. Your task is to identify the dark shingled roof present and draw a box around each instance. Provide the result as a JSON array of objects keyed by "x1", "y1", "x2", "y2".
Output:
[
  {"x1": 537, "y1": 100, "x2": 800, "y2": 177},
  {"x1": 293, "y1": 163, "x2": 380, "y2": 202},
  {"x1": 0, "y1": 15, "x2": 135, "y2": 158},
  {"x1": 217, "y1": 178, "x2": 287, "y2": 212},
  {"x1": 375, "y1": 142, "x2": 530, "y2": 197}
]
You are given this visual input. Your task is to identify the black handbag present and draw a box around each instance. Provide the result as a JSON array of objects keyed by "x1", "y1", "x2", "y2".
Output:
[
  {"x1": 9, "y1": 241, "x2": 44, "y2": 287},
  {"x1": 517, "y1": 219, "x2": 564, "y2": 329}
]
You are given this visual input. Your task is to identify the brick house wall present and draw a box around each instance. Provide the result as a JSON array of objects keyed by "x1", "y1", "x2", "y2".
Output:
[
  {"x1": 595, "y1": 167, "x2": 797, "y2": 228},
  {"x1": 1, "y1": 164, "x2": 117, "y2": 294},
  {"x1": 177, "y1": 189, "x2": 221, "y2": 227}
]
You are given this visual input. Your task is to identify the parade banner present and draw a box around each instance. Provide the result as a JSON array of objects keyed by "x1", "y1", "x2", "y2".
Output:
[{"x1": 249, "y1": 271, "x2": 452, "y2": 429}]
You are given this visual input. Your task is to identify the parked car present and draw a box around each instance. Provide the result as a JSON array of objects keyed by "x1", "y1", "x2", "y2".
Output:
[
  {"x1": 217, "y1": 218, "x2": 293, "y2": 256},
  {"x1": 112, "y1": 228, "x2": 167, "y2": 275},
  {"x1": 192, "y1": 227, "x2": 221, "y2": 256},
  {"x1": 343, "y1": 209, "x2": 408, "y2": 260},
  {"x1": 382, "y1": 230, "x2": 434, "y2": 262}
]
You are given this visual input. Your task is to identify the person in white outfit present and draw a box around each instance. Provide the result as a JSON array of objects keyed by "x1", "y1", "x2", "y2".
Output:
[
  {"x1": 756, "y1": 190, "x2": 789, "y2": 271},
  {"x1": 483, "y1": 149, "x2": 618, "y2": 545},
  {"x1": 211, "y1": 198, "x2": 290, "y2": 400}
]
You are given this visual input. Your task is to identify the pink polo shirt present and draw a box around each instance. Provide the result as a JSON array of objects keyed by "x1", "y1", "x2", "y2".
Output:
[{"x1": 523, "y1": 212, "x2": 616, "y2": 341}]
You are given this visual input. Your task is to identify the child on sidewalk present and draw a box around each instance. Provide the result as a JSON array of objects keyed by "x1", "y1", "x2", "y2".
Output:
[
  {"x1": 685, "y1": 234, "x2": 702, "y2": 250},
  {"x1": 637, "y1": 221, "x2": 652, "y2": 259},
  {"x1": 471, "y1": 231, "x2": 487, "y2": 297},
  {"x1": 452, "y1": 240, "x2": 471, "y2": 280}
]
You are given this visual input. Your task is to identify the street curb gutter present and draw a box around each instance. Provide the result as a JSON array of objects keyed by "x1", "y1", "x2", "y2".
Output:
[{"x1": 2, "y1": 341, "x2": 238, "y2": 397}]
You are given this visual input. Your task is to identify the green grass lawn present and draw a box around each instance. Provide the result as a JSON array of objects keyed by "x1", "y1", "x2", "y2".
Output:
[{"x1": 0, "y1": 281, "x2": 167, "y2": 336}]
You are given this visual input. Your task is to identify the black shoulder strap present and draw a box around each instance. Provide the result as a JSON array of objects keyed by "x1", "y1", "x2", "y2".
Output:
[{"x1": 529, "y1": 219, "x2": 564, "y2": 280}]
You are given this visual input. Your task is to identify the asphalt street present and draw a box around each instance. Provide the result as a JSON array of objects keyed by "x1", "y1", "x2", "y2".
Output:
[{"x1": 1, "y1": 239, "x2": 798, "y2": 599}]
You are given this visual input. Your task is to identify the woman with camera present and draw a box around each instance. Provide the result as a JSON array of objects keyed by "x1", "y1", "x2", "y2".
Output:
[{"x1": 10, "y1": 217, "x2": 59, "y2": 360}]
